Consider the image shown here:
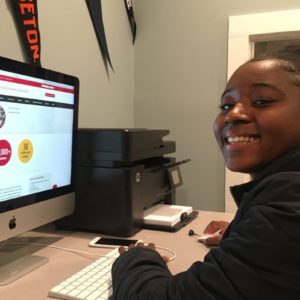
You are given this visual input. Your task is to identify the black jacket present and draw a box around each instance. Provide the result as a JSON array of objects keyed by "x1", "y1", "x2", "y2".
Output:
[{"x1": 112, "y1": 149, "x2": 300, "y2": 300}]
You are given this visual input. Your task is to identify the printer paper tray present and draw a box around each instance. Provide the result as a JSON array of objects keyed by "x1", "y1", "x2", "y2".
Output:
[
  {"x1": 143, "y1": 211, "x2": 198, "y2": 232},
  {"x1": 143, "y1": 203, "x2": 198, "y2": 232}
]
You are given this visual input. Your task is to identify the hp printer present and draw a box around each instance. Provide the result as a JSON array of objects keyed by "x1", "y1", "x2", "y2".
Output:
[{"x1": 57, "y1": 128, "x2": 190, "y2": 236}]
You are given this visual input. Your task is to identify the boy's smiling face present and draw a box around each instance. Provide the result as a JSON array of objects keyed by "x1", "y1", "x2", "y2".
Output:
[{"x1": 214, "y1": 60, "x2": 300, "y2": 175}]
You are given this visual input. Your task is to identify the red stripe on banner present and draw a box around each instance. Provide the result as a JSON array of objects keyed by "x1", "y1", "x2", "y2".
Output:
[
  {"x1": 19, "y1": 1, "x2": 40, "y2": 63},
  {"x1": 9, "y1": 0, "x2": 41, "y2": 66}
]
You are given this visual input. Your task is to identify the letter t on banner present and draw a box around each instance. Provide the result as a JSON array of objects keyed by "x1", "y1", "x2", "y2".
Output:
[{"x1": 8, "y1": 0, "x2": 42, "y2": 66}]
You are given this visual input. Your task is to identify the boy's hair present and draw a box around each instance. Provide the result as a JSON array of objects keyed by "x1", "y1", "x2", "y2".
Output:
[{"x1": 248, "y1": 45, "x2": 300, "y2": 87}]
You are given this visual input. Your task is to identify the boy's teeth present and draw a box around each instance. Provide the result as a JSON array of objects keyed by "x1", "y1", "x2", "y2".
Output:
[{"x1": 227, "y1": 136, "x2": 255, "y2": 143}]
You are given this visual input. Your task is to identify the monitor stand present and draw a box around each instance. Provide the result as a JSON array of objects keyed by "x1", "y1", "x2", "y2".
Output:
[
  {"x1": 0, "y1": 251, "x2": 48, "y2": 285},
  {"x1": 0, "y1": 235, "x2": 55, "y2": 286}
]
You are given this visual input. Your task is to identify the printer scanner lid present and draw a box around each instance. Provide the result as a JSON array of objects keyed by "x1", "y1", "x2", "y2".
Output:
[{"x1": 77, "y1": 128, "x2": 176, "y2": 166}]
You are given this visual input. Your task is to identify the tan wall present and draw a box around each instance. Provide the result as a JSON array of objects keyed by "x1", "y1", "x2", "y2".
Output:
[
  {"x1": 0, "y1": 0, "x2": 134, "y2": 129},
  {"x1": 2, "y1": 0, "x2": 300, "y2": 211}
]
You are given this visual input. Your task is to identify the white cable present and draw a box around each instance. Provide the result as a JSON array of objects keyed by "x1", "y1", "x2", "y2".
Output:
[
  {"x1": 3, "y1": 242, "x2": 177, "y2": 262},
  {"x1": 156, "y1": 245, "x2": 177, "y2": 262}
]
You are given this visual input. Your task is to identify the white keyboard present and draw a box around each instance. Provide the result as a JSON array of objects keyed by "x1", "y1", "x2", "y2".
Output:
[{"x1": 48, "y1": 247, "x2": 119, "y2": 300}]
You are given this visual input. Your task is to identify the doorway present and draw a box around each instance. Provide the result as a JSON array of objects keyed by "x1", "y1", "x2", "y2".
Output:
[{"x1": 226, "y1": 9, "x2": 300, "y2": 212}]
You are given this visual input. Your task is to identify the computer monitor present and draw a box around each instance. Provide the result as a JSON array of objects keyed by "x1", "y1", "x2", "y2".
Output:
[{"x1": 0, "y1": 56, "x2": 79, "y2": 284}]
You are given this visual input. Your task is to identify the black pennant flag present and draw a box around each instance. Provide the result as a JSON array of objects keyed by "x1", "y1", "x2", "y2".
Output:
[
  {"x1": 9, "y1": 0, "x2": 41, "y2": 66},
  {"x1": 123, "y1": 0, "x2": 136, "y2": 44},
  {"x1": 86, "y1": 0, "x2": 114, "y2": 72}
]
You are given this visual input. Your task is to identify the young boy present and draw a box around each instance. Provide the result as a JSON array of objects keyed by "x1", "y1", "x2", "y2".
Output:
[{"x1": 112, "y1": 53, "x2": 300, "y2": 299}]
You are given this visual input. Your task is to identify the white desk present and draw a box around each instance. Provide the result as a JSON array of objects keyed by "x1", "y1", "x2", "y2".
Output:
[{"x1": 0, "y1": 210, "x2": 233, "y2": 300}]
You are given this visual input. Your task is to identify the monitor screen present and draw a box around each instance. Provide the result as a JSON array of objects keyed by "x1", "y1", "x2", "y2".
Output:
[{"x1": 0, "y1": 56, "x2": 79, "y2": 244}]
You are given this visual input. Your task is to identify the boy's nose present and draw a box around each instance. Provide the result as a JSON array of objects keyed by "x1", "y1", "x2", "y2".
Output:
[{"x1": 224, "y1": 102, "x2": 251, "y2": 124}]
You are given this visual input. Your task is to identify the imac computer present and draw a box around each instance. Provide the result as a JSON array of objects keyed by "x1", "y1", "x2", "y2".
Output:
[{"x1": 0, "y1": 56, "x2": 79, "y2": 284}]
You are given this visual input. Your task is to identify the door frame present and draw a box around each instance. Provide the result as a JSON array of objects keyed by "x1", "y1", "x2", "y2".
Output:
[{"x1": 226, "y1": 9, "x2": 300, "y2": 212}]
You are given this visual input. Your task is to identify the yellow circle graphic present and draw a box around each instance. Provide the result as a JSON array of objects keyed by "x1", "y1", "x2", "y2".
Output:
[{"x1": 18, "y1": 139, "x2": 33, "y2": 163}]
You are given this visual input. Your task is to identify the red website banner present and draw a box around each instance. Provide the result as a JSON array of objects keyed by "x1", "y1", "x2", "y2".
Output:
[{"x1": 0, "y1": 74, "x2": 74, "y2": 94}]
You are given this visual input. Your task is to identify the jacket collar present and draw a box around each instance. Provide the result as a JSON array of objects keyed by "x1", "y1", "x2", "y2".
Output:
[{"x1": 230, "y1": 147, "x2": 300, "y2": 206}]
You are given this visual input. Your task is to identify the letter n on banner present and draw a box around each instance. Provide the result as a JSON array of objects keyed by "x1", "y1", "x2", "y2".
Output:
[{"x1": 8, "y1": 0, "x2": 42, "y2": 66}]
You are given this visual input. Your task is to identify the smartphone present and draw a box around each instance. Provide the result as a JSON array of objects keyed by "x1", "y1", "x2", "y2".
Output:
[{"x1": 89, "y1": 237, "x2": 141, "y2": 248}]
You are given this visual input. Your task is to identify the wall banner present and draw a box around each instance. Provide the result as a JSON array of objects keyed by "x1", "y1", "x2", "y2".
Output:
[
  {"x1": 124, "y1": 0, "x2": 136, "y2": 44},
  {"x1": 86, "y1": 0, "x2": 114, "y2": 72},
  {"x1": 9, "y1": 0, "x2": 41, "y2": 66}
]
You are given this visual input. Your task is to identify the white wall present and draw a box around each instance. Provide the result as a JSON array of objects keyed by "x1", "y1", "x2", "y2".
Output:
[
  {"x1": 134, "y1": 0, "x2": 300, "y2": 211},
  {"x1": 0, "y1": 0, "x2": 134, "y2": 128}
]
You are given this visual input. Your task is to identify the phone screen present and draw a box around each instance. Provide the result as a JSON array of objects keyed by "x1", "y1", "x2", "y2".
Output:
[{"x1": 94, "y1": 237, "x2": 139, "y2": 246}]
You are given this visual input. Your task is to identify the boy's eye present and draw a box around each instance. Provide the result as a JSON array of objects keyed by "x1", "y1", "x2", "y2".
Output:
[
  {"x1": 219, "y1": 103, "x2": 234, "y2": 112},
  {"x1": 252, "y1": 99, "x2": 273, "y2": 106}
]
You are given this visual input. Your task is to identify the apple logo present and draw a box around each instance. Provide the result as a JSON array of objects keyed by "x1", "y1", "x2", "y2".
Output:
[{"x1": 9, "y1": 216, "x2": 16, "y2": 230}]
